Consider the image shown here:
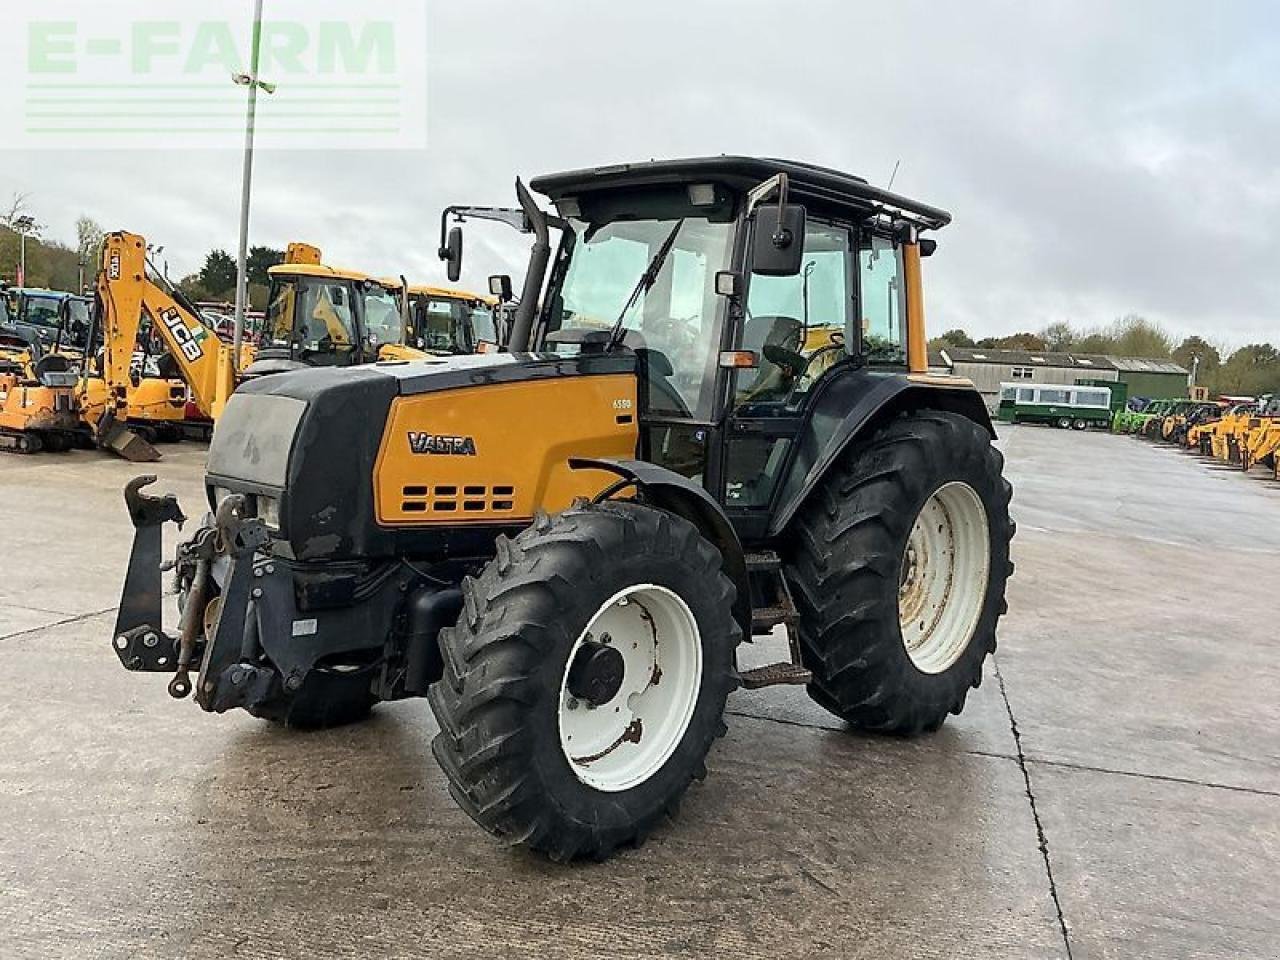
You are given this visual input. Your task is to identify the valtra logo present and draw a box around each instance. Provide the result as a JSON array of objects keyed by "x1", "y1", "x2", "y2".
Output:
[{"x1": 407, "y1": 432, "x2": 477, "y2": 456}]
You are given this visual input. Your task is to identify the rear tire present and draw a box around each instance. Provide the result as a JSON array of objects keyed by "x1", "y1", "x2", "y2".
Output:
[
  {"x1": 428, "y1": 500, "x2": 740, "y2": 861},
  {"x1": 1072, "y1": 418, "x2": 1088, "y2": 431},
  {"x1": 786, "y1": 411, "x2": 1013, "y2": 734},
  {"x1": 1056, "y1": 417, "x2": 1071, "y2": 429}
]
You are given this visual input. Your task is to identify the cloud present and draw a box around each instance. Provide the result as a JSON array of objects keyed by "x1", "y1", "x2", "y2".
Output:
[{"x1": 0, "y1": 0, "x2": 1274, "y2": 347}]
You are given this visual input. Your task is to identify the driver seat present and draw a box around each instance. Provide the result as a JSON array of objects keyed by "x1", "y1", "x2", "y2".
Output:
[{"x1": 740, "y1": 314, "x2": 802, "y2": 402}]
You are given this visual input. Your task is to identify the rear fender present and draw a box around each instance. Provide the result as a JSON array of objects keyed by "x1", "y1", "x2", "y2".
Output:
[
  {"x1": 569, "y1": 457, "x2": 751, "y2": 640},
  {"x1": 769, "y1": 370, "x2": 993, "y2": 537}
]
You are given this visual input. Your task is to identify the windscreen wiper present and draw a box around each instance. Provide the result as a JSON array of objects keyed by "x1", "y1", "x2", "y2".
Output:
[{"x1": 607, "y1": 218, "x2": 685, "y2": 350}]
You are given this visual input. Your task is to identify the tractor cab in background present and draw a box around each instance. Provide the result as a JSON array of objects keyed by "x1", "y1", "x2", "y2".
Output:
[
  {"x1": 405, "y1": 285, "x2": 498, "y2": 354},
  {"x1": 253, "y1": 243, "x2": 420, "y2": 374}
]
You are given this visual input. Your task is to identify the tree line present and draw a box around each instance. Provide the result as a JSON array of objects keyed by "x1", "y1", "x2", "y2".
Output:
[
  {"x1": 0, "y1": 194, "x2": 283, "y2": 310},
  {"x1": 929, "y1": 314, "x2": 1279, "y2": 398}
]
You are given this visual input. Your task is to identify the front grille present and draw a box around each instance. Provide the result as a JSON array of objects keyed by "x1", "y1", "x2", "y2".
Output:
[{"x1": 401, "y1": 484, "x2": 516, "y2": 514}]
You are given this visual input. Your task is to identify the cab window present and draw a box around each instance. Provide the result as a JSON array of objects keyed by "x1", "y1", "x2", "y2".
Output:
[
  {"x1": 735, "y1": 221, "x2": 853, "y2": 410},
  {"x1": 860, "y1": 234, "x2": 906, "y2": 366},
  {"x1": 362, "y1": 286, "x2": 403, "y2": 348}
]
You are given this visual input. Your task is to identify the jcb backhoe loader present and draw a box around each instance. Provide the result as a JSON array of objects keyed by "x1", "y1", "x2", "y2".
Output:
[
  {"x1": 111, "y1": 157, "x2": 1013, "y2": 862},
  {"x1": 254, "y1": 245, "x2": 432, "y2": 374},
  {"x1": 404, "y1": 285, "x2": 500, "y2": 354},
  {"x1": 88, "y1": 233, "x2": 240, "y2": 459}
]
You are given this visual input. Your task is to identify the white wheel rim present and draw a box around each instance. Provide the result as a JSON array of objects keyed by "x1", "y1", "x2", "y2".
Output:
[
  {"x1": 898, "y1": 481, "x2": 991, "y2": 674},
  {"x1": 557, "y1": 584, "x2": 702, "y2": 793}
]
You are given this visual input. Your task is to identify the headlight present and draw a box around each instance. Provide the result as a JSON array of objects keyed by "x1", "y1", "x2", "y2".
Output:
[{"x1": 256, "y1": 495, "x2": 281, "y2": 530}]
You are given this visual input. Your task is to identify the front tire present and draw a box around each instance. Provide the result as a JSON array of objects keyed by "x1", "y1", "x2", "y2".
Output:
[
  {"x1": 428, "y1": 501, "x2": 740, "y2": 861},
  {"x1": 786, "y1": 411, "x2": 1013, "y2": 734}
]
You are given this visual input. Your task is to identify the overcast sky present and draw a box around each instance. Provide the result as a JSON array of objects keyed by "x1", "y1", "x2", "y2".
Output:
[{"x1": 1, "y1": 1, "x2": 1276, "y2": 348}]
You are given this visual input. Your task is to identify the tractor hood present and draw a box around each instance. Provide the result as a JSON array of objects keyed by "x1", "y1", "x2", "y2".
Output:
[{"x1": 206, "y1": 351, "x2": 637, "y2": 562}]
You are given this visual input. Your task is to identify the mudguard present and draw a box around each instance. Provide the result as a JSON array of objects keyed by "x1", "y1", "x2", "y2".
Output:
[
  {"x1": 569, "y1": 457, "x2": 752, "y2": 640},
  {"x1": 768, "y1": 369, "x2": 993, "y2": 537}
]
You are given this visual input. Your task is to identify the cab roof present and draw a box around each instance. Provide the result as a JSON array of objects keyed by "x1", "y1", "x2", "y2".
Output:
[
  {"x1": 268, "y1": 262, "x2": 403, "y2": 288},
  {"x1": 529, "y1": 155, "x2": 952, "y2": 230},
  {"x1": 407, "y1": 284, "x2": 495, "y2": 305}
]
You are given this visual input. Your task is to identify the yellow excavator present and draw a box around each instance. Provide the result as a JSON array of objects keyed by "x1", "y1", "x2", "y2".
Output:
[
  {"x1": 0, "y1": 331, "x2": 82, "y2": 453},
  {"x1": 89, "y1": 232, "x2": 241, "y2": 459}
]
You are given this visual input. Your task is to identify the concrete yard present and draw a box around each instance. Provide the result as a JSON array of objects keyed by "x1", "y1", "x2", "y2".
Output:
[{"x1": 1, "y1": 427, "x2": 1277, "y2": 959}]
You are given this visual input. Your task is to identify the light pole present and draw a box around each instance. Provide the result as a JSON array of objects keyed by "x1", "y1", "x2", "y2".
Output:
[
  {"x1": 14, "y1": 215, "x2": 35, "y2": 287},
  {"x1": 231, "y1": 0, "x2": 275, "y2": 371}
]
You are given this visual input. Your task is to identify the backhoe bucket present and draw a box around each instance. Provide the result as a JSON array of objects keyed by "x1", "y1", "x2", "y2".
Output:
[{"x1": 100, "y1": 417, "x2": 161, "y2": 462}]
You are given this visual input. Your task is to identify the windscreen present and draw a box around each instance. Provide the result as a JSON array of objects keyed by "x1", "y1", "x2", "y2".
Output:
[
  {"x1": 549, "y1": 214, "x2": 732, "y2": 419},
  {"x1": 24, "y1": 294, "x2": 63, "y2": 328},
  {"x1": 265, "y1": 277, "x2": 358, "y2": 365}
]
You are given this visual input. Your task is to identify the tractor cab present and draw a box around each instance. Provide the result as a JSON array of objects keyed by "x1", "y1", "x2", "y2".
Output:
[
  {"x1": 441, "y1": 157, "x2": 968, "y2": 538},
  {"x1": 258, "y1": 261, "x2": 407, "y2": 370},
  {"x1": 405, "y1": 285, "x2": 498, "y2": 354}
]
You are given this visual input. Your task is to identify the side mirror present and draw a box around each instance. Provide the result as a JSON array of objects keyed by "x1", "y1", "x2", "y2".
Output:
[
  {"x1": 439, "y1": 226, "x2": 463, "y2": 283},
  {"x1": 488, "y1": 274, "x2": 513, "y2": 302},
  {"x1": 751, "y1": 204, "x2": 806, "y2": 277}
]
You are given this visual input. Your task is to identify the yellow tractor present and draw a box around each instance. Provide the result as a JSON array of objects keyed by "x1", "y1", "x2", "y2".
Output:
[{"x1": 111, "y1": 157, "x2": 1013, "y2": 861}]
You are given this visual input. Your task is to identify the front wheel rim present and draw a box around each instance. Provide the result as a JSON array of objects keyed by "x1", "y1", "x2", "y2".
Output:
[
  {"x1": 898, "y1": 481, "x2": 992, "y2": 674},
  {"x1": 557, "y1": 584, "x2": 702, "y2": 793}
]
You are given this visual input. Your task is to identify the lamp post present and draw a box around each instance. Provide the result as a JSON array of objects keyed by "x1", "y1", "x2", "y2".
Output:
[
  {"x1": 14, "y1": 215, "x2": 35, "y2": 287},
  {"x1": 231, "y1": 0, "x2": 275, "y2": 372}
]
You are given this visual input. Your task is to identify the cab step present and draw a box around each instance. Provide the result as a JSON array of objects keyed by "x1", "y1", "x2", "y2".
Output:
[
  {"x1": 739, "y1": 662, "x2": 812, "y2": 690},
  {"x1": 751, "y1": 605, "x2": 799, "y2": 634},
  {"x1": 744, "y1": 550, "x2": 782, "y2": 574}
]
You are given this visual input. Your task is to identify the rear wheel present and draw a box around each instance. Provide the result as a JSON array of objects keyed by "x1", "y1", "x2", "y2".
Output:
[
  {"x1": 429, "y1": 500, "x2": 740, "y2": 861},
  {"x1": 1056, "y1": 417, "x2": 1071, "y2": 429},
  {"x1": 1072, "y1": 418, "x2": 1088, "y2": 431},
  {"x1": 786, "y1": 411, "x2": 1013, "y2": 734}
]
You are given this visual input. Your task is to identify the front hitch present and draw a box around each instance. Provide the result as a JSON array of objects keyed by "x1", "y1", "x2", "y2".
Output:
[
  {"x1": 112, "y1": 476, "x2": 186, "y2": 672},
  {"x1": 113, "y1": 475, "x2": 272, "y2": 712}
]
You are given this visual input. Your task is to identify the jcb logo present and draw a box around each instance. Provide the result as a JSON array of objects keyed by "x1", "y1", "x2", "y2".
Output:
[
  {"x1": 160, "y1": 308, "x2": 202, "y2": 363},
  {"x1": 108, "y1": 254, "x2": 121, "y2": 281}
]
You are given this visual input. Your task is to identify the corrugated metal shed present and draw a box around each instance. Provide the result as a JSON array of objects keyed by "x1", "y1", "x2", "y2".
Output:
[
  {"x1": 1104, "y1": 356, "x2": 1188, "y2": 374},
  {"x1": 942, "y1": 348, "x2": 1119, "y2": 371}
]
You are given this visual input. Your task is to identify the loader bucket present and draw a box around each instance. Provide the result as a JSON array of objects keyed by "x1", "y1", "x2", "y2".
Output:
[{"x1": 101, "y1": 420, "x2": 161, "y2": 462}]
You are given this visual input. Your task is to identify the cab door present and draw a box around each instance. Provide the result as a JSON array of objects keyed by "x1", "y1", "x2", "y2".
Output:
[{"x1": 720, "y1": 218, "x2": 856, "y2": 538}]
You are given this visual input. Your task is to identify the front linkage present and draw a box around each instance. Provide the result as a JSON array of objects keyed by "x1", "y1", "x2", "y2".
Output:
[
  {"x1": 113, "y1": 476, "x2": 459, "y2": 719},
  {"x1": 113, "y1": 476, "x2": 291, "y2": 713}
]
